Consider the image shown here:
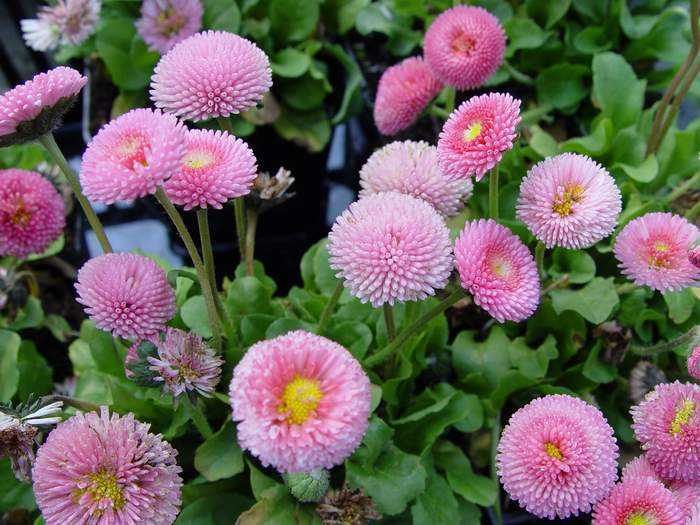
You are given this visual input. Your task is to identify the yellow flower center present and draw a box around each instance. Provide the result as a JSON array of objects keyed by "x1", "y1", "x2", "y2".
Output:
[
  {"x1": 544, "y1": 442, "x2": 564, "y2": 461},
  {"x1": 79, "y1": 470, "x2": 126, "y2": 514},
  {"x1": 625, "y1": 513, "x2": 649, "y2": 525},
  {"x1": 670, "y1": 399, "x2": 696, "y2": 436},
  {"x1": 8, "y1": 199, "x2": 32, "y2": 226},
  {"x1": 463, "y1": 121, "x2": 482, "y2": 142},
  {"x1": 552, "y1": 185, "x2": 584, "y2": 217},
  {"x1": 490, "y1": 255, "x2": 512, "y2": 279},
  {"x1": 277, "y1": 375, "x2": 323, "y2": 425},
  {"x1": 157, "y1": 6, "x2": 186, "y2": 35},
  {"x1": 185, "y1": 150, "x2": 215, "y2": 169}
]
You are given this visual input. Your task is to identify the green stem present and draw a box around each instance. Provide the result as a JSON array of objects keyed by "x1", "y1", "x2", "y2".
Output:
[
  {"x1": 630, "y1": 326, "x2": 700, "y2": 356},
  {"x1": 234, "y1": 198, "x2": 247, "y2": 268},
  {"x1": 427, "y1": 104, "x2": 450, "y2": 119},
  {"x1": 45, "y1": 395, "x2": 100, "y2": 413},
  {"x1": 664, "y1": 170, "x2": 700, "y2": 204},
  {"x1": 155, "y1": 188, "x2": 222, "y2": 350},
  {"x1": 686, "y1": 200, "x2": 700, "y2": 220},
  {"x1": 196, "y1": 209, "x2": 217, "y2": 292},
  {"x1": 365, "y1": 288, "x2": 467, "y2": 367},
  {"x1": 383, "y1": 303, "x2": 396, "y2": 342},
  {"x1": 38, "y1": 133, "x2": 112, "y2": 254},
  {"x1": 535, "y1": 241, "x2": 546, "y2": 280},
  {"x1": 189, "y1": 399, "x2": 214, "y2": 439},
  {"x1": 245, "y1": 205, "x2": 258, "y2": 276},
  {"x1": 491, "y1": 413, "x2": 504, "y2": 525},
  {"x1": 317, "y1": 280, "x2": 344, "y2": 336},
  {"x1": 489, "y1": 165, "x2": 499, "y2": 220},
  {"x1": 444, "y1": 86, "x2": 456, "y2": 115}
]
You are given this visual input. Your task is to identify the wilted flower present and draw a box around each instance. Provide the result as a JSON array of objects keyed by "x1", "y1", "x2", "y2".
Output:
[
  {"x1": 137, "y1": 0, "x2": 203, "y2": 54},
  {"x1": 497, "y1": 394, "x2": 619, "y2": 519},
  {"x1": 230, "y1": 331, "x2": 371, "y2": 473},
  {"x1": 359, "y1": 140, "x2": 473, "y2": 218},
  {"x1": 33, "y1": 407, "x2": 182, "y2": 524},
  {"x1": 0, "y1": 67, "x2": 86, "y2": 147},
  {"x1": 373, "y1": 56, "x2": 442, "y2": 135},
  {"x1": 423, "y1": 5, "x2": 506, "y2": 90},
  {"x1": 592, "y1": 477, "x2": 683, "y2": 525},
  {"x1": 437, "y1": 92, "x2": 520, "y2": 181},
  {"x1": 630, "y1": 360, "x2": 667, "y2": 404},
  {"x1": 316, "y1": 486, "x2": 382, "y2": 525},
  {"x1": 328, "y1": 192, "x2": 453, "y2": 307}
]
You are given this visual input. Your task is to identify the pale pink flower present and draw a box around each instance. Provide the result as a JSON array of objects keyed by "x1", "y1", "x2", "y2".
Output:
[
  {"x1": 689, "y1": 243, "x2": 700, "y2": 269},
  {"x1": 614, "y1": 212, "x2": 700, "y2": 293},
  {"x1": 454, "y1": 219, "x2": 539, "y2": 322},
  {"x1": 497, "y1": 394, "x2": 619, "y2": 519},
  {"x1": 359, "y1": 140, "x2": 472, "y2": 217},
  {"x1": 0, "y1": 67, "x2": 86, "y2": 146},
  {"x1": 689, "y1": 347, "x2": 700, "y2": 381},
  {"x1": 592, "y1": 477, "x2": 683, "y2": 525},
  {"x1": 516, "y1": 153, "x2": 622, "y2": 249},
  {"x1": 80, "y1": 108, "x2": 186, "y2": 203},
  {"x1": 632, "y1": 381, "x2": 700, "y2": 482},
  {"x1": 373, "y1": 56, "x2": 442, "y2": 135},
  {"x1": 33, "y1": 408, "x2": 182, "y2": 525},
  {"x1": 136, "y1": 0, "x2": 203, "y2": 54},
  {"x1": 424, "y1": 5, "x2": 506, "y2": 90},
  {"x1": 672, "y1": 481, "x2": 700, "y2": 518},
  {"x1": 50, "y1": 0, "x2": 100, "y2": 45},
  {"x1": 0, "y1": 169, "x2": 65, "y2": 258},
  {"x1": 21, "y1": 18, "x2": 61, "y2": 52},
  {"x1": 163, "y1": 128, "x2": 257, "y2": 210},
  {"x1": 151, "y1": 30, "x2": 272, "y2": 122},
  {"x1": 437, "y1": 92, "x2": 520, "y2": 181},
  {"x1": 75, "y1": 253, "x2": 176, "y2": 340},
  {"x1": 328, "y1": 192, "x2": 453, "y2": 307},
  {"x1": 229, "y1": 330, "x2": 371, "y2": 473},
  {"x1": 623, "y1": 455, "x2": 663, "y2": 483}
]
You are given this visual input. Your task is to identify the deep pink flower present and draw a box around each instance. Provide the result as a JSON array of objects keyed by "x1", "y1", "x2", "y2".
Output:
[
  {"x1": 454, "y1": 219, "x2": 539, "y2": 322},
  {"x1": 689, "y1": 244, "x2": 700, "y2": 269},
  {"x1": 151, "y1": 30, "x2": 272, "y2": 122},
  {"x1": 632, "y1": 381, "x2": 700, "y2": 482},
  {"x1": 623, "y1": 455, "x2": 663, "y2": 483},
  {"x1": 516, "y1": 153, "x2": 622, "y2": 249},
  {"x1": 328, "y1": 192, "x2": 453, "y2": 306},
  {"x1": 0, "y1": 169, "x2": 65, "y2": 258},
  {"x1": 75, "y1": 253, "x2": 176, "y2": 340},
  {"x1": 671, "y1": 481, "x2": 700, "y2": 518},
  {"x1": 33, "y1": 408, "x2": 182, "y2": 525},
  {"x1": 437, "y1": 92, "x2": 520, "y2": 181},
  {"x1": 80, "y1": 108, "x2": 186, "y2": 203},
  {"x1": 689, "y1": 347, "x2": 700, "y2": 381},
  {"x1": 137, "y1": 0, "x2": 203, "y2": 54},
  {"x1": 424, "y1": 5, "x2": 506, "y2": 90},
  {"x1": 592, "y1": 477, "x2": 683, "y2": 525},
  {"x1": 497, "y1": 394, "x2": 619, "y2": 519},
  {"x1": 373, "y1": 56, "x2": 442, "y2": 135},
  {"x1": 229, "y1": 330, "x2": 371, "y2": 473},
  {"x1": 359, "y1": 140, "x2": 472, "y2": 217},
  {"x1": 0, "y1": 67, "x2": 86, "y2": 146},
  {"x1": 614, "y1": 213, "x2": 700, "y2": 293},
  {"x1": 163, "y1": 128, "x2": 257, "y2": 210}
]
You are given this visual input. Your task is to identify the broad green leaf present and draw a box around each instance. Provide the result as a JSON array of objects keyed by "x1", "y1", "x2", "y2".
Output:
[
  {"x1": 265, "y1": 318, "x2": 307, "y2": 338},
  {"x1": 525, "y1": 0, "x2": 570, "y2": 28},
  {"x1": 548, "y1": 249, "x2": 596, "y2": 284},
  {"x1": 274, "y1": 107, "x2": 331, "y2": 153},
  {"x1": 614, "y1": 155, "x2": 659, "y2": 183},
  {"x1": 507, "y1": 336, "x2": 558, "y2": 379},
  {"x1": 505, "y1": 18, "x2": 549, "y2": 57},
  {"x1": 592, "y1": 52, "x2": 646, "y2": 130},
  {"x1": 411, "y1": 467, "x2": 460, "y2": 525},
  {"x1": 181, "y1": 296, "x2": 213, "y2": 338},
  {"x1": 433, "y1": 441, "x2": 497, "y2": 506},
  {"x1": 16, "y1": 340, "x2": 53, "y2": 400},
  {"x1": 322, "y1": 0, "x2": 370, "y2": 35},
  {"x1": 561, "y1": 118, "x2": 613, "y2": 156},
  {"x1": 0, "y1": 330, "x2": 20, "y2": 402},
  {"x1": 240, "y1": 314, "x2": 277, "y2": 346},
  {"x1": 0, "y1": 458, "x2": 35, "y2": 512},
  {"x1": 573, "y1": 26, "x2": 612, "y2": 54},
  {"x1": 664, "y1": 289, "x2": 696, "y2": 325},
  {"x1": 312, "y1": 240, "x2": 338, "y2": 294},
  {"x1": 270, "y1": 0, "x2": 319, "y2": 43},
  {"x1": 451, "y1": 327, "x2": 511, "y2": 387},
  {"x1": 528, "y1": 126, "x2": 559, "y2": 158},
  {"x1": 619, "y1": 1, "x2": 656, "y2": 38},
  {"x1": 202, "y1": 0, "x2": 241, "y2": 33},
  {"x1": 536, "y1": 64, "x2": 589, "y2": 109},
  {"x1": 550, "y1": 277, "x2": 619, "y2": 324},
  {"x1": 236, "y1": 485, "x2": 321, "y2": 525},
  {"x1": 194, "y1": 421, "x2": 244, "y2": 482},
  {"x1": 226, "y1": 276, "x2": 275, "y2": 315},
  {"x1": 43, "y1": 314, "x2": 73, "y2": 343},
  {"x1": 7, "y1": 296, "x2": 44, "y2": 331},
  {"x1": 26, "y1": 235, "x2": 64, "y2": 261},
  {"x1": 174, "y1": 493, "x2": 253, "y2": 524},
  {"x1": 582, "y1": 341, "x2": 617, "y2": 383},
  {"x1": 272, "y1": 48, "x2": 311, "y2": 78},
  {"x1": 279, "y1": 73, "x2": 328, "y2": 110},
  {"x1": 327, "y1": 321, "x2": 373, "y2": 359}
]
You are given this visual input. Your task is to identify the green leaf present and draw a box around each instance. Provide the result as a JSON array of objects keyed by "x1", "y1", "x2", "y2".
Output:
[
  {"x1": 346, "y1": 417, "x2": 426, "y2": 515},
  {"x1": 507, "y1": 335, "x2": 558, "y2": 379},
  {"x1": 266, "y1": 318, "x2": 306, "y2": 338},
  {"x1": 194, "y1": 421, "x2": 244, "y2": 482},
  {"x1": 322, "y1": 0, "x2": 370, "y2": 35},
  {"x1": 550, "y1": 277, "x2": 619, "y2": 324},
  {"x1": 7, "y1": 296, "x2": 44, "y2": 331},
  {"x1": 202, "y1": 0, "x2": 241, "y2": 33},
  {"x1": 528, "y1": 126, "x2": 559, "y2": 157},
  {"x1": 248, "y1": 459, "x2": 279, "y2": 501},
  {"x1": 270, "y1": 0, "x2": 320, "y2": 43},
  {"x1": 525, "y1": 0, "x2": 570, "y2": 28},
  {"x1": 174, "y1": 493, "x2": 253, "y2": 525},
  {"x1": 549, "y1": 249, "x2": 596, "y2": 284},
  {"x1": 43, "y1": 314, "x2": 73, "y2": 343},
  {"x1": 451, "y1": 327, "x2": 511, "y2": 387},
  {"x1": 327, "y1": 320, "x2": 373, "y2": 359},
  {"x1": 236, "y1": 485, "x2": 321, "y2": 525},
  {"x1": 274, "y1": 107, "x2": 331, "y2": 153},
  {"x1": 0, "y1": 458, "x2": 35, "y2": 512},
  {"x1": 536, "y1": 64, "x2": 589, "y2": 109},
  {"x1": 583, "y1": 341, "x2": 617, "y2": 383},
  {"x1": 0, "y1": 330, "x2": 20, "y2": 402},
  {"x1": 433, "y1": 441, "x2": 497, "y2": 506},
  {"x1": 26, "y1": 234, "x2": 64, "y2": 261},
  {"x1": 505, "y1": 18, "x2": 549, "y2": 57},
  {"x1": 312, "y1": 239, "x2": 338, "y2": 294},
  {"x1": 181, "y1": 296, "x2": 213, "y2": 338},
  {"x1": 664, "y1": 289, "x2": 696, "y2": 325},
  {"x1": 592, "y1": 52, "x2": 646, "y2": 130},
  {"x1": 614, "y1": 155, "x2": 659, "y2": 183},
  {"x1": 573, "y1": 26, "x2": 612, "y2": 54},
  {"x1": 324, "y1": 43, "x2": 363, "y2": 124},
  {"x1": 619, "y1": 0, "x2": 656, "y2": 38},
  {"x1": 561, "y1": 117, "x2": 614, "y2": 156},
  {"x1": 272, "y1": 48, "x2": 311, "y2": 78},
  {"x1": 411, "y1": 467, "x2": 460, "y2": 525},
  {"x1": 279, "y1": 73, "x2": 327, "y2": 110},
  {"x1": 226, "y1": 276, "x2": 274, "y2": 315},
  {"x1": 240, "y1": 314, "x2": 277, "y2": 346},
  {"x1": 16, "y1": 340, "x2": 53, "y2": 400}
]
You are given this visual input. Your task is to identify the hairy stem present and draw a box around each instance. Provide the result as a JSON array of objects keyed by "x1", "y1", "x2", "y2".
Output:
[
  {"x1": 383, "y1": 303, "x2": 396, "y2": 342},
  {"x1": 245, "y1": 205, "x2": 258, "y2": 276},
  {"x1": 196, "y1": 209, "x2": 217, "y2": 291},
  {"x1": 234, "y1": 198, "x2": 247, "y2": 268},
  {"x1": 630, "y1": 326, "x2": 700, "y2": 356},
  {"x1": 664, "y1": 170, "x2": 700, "y2": 204},
  {"x1": 489, "y1": 165, "x2": 499, "y2": 219}
]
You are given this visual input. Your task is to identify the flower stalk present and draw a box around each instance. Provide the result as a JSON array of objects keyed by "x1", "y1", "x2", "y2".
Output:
[
  {"x1": 317, "y1": 280, "x2": 344, "y2": 336},
  {"x1": 489, "y1": 165, "x2": 499, "y2": 219}
]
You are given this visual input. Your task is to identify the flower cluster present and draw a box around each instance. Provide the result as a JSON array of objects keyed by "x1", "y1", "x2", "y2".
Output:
[{"x1": 21, "y1": 0, "x2": 100, "y2": 52}]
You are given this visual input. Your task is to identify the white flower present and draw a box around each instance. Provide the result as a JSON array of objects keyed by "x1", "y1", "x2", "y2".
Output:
[{"x1": 21, "y1": 18, "x2": 61, "y2": 52}]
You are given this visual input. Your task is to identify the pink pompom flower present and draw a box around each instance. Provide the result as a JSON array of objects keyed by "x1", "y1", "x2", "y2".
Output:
[
  {"x1": 328, "y1": 192, "x2": 453, "y2": 307},
  {"x1": 373, "y1": 56, "x2": 442, "y2": 136},
  {"x1": 0, "y1": 67, "x2": 86, "y2": 147},
  {"x1": 0, "y1": 169, "x2": 65, "y2": 258},
  {"x1": 75, "y1": 253, "x2": 176, "y2": 340},
  {"x1": 623, "y1": 455, "x2": 663, "y2": 483},
  {"x1": 137, "y1": 0, "x2": 203, "y2": 54},
  {"x1": 689, "y1": 347, "x2": 700, "y2": 381},
  {"x1": 632, "y1": 381, "x2": 700, "y2": 482},
  {"x1": 80, "y1": 108, "x2": 186, "y2": 203},
  {"x1": 163, "y1": 128, "x2": 257, "y2": 210},
  {"x1": 614, "y1": 212, "x2": 700, "y2": 293},
  {"x1": 359, "y1": 140, "x2": 472, "y2": 217},
  {"x1": 437, "y1": 92, "x2": 520, "y2": 181},
  {"x1": 229, "y1": 330, "x2": 371, "y2": 473},
  {"x1": 592, "y1": 477, "x2": 684, "y2": 525},
  {"x1": 516, "y1": 153, "x2": 622, "y2": 249},
  {"x1": 424, "y1": 5, "x2": 506, "y2": 90},
  {"x1": 454, "y1": 219, "x2": 539, "y2": 322},
  {"x1": 497, "y1": 394, "x2": 619, "y2": 519},
  {"x1": 33, "y1": 407, "x2": 182, "y2": 525},
  {"x1": 151, "y1": 30, "x2": 272, "y2": 122}
]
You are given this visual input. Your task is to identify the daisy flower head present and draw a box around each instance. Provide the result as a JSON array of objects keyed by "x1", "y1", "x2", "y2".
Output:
[
  {"x1": 137, "y1": 0, "x2": 203, "y2": 54},
  {"x1": 424, "y1": 5, "x2": 506, "y2": 90},
  {"x1": 359, "y1": 140, "x2": 473, "y2": 217},
  {"x1": 454, "y1": 219, "x2": 540, "y2": 322},
  {"x1": 592, "y1": 477, "x2": 683, "y2": 525},
  {"x1": 437, "y1": 92, "x2": 520, "y2": 181},
  {"x1": 614, "y1": 213, "x2": 700, "y2": 293},
  {"x1": 497, "y1": 394, "x2": 619, "y2": 519},
  {"x1": 229, "y1": 330, "x2": 371, "y2": 473},
  {"x1": 327, "y1": 192, "x2": 453, "y2": 307},
  {"x1": 516, "y1": 153, "x2": 622, "y2": 249}
]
